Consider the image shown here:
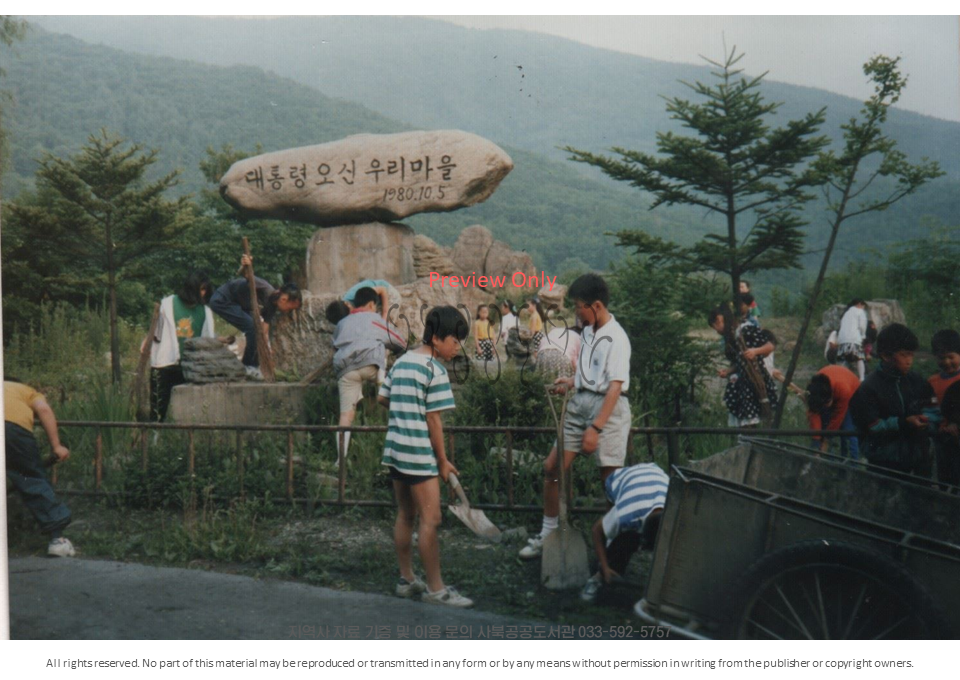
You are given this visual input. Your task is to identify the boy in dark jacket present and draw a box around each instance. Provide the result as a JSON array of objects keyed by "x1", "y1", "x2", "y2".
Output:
[{"x1": 849, "y1": 324, "x2": 938, "y2": 476}]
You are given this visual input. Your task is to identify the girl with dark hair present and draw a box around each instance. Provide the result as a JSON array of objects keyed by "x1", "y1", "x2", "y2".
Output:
[
  {"x1": 708, "y1": 301, "x2": 777, "y2": 427},
  {"x1": 148, "y1": 270, "x2": 216, "y2": 421}
]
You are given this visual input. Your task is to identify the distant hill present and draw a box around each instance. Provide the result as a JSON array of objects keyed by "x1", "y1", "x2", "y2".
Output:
[
  {"x1": 7, "y1": 17, "x2": 960, "y2": 272},
  {"x1": 1, "y1": 27, "x2": 699, "y2": 272},
  {"x1": 25, "y1": 16, "x2": 960, "y2": 175}
]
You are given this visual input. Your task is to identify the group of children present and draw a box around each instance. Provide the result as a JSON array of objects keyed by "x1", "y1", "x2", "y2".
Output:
[
  {"x1": 364, "y1": 274, "x2": 668, "y2": 607},
  {"x1": 147, "y1": 256, "x2": 303, "y2": 421},
  {"x1": 322, "y1": 272, "x2": 666, "y2": 608},
  {"x1": 471, "y1": 298, "x2": 550, "y2": 363},
  {"x1": 13, "y1": 263, "x2": 959, "y2": 619},
  {"x1": 808, "y1": 322, "x2": 960, "y2": 487}
]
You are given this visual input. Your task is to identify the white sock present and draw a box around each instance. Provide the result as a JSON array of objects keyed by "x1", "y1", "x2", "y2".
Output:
[{"x1": 541, "y1": 516, "x2": 559, "y2": 538}]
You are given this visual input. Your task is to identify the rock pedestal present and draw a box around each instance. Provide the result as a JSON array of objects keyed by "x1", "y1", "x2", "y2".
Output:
[
  {"x1": 306, "y1": 222, "x2": 416, "y2": 296},
  {"x1": 168, "y1": 383, "x2": 309, "y2": 426}
]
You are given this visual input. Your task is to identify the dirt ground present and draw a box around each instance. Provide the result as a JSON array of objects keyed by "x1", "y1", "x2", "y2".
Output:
[{"x1": 7, "y1": 496, "x2": 651, "y2": 635}]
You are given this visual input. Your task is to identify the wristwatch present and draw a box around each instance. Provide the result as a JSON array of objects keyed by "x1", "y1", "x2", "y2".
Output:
[{"x1": 589, "y1": 423, "x2": 603, "y2": 434}]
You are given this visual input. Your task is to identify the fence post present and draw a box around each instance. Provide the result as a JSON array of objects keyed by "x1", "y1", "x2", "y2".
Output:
[
  {"x1": 506, "y1": 430, "x2": 514, "y2": 509},
  {"x1": 337, "y1": 430, "x2": 346, "y2": 505},
  {"x1": 286, "y1": 431, "x2": 295, "y2": 503},
  {"x1": 667, "y1": 429, "x2": 680, "y2": 469},
  {"x1": 643, "y1": 413, "x2": 655, "y2": 462},
  {"x1": 447, "y1": 432, "x2": 455, "y2": 464},
  {"x1": 236, "y1": 430, "x2": 245, "y2": 501},
  {"x1": 94, "y1": 429, "x2": 103, "y2": 491},
  {"x1": 140, "y1": 426, "x2": 148, "y2": 472},
  {"x1": 187, "y1": 429, "x2": 196, "y2": 516}
]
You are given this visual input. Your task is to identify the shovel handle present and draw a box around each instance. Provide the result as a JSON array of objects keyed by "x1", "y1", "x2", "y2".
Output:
[
  {"x1": 447, "y1": 473, "x2": 471, "y2": 508},
  {"x1": 544, "y1": 387, "x2": 573, "y2": 523}
]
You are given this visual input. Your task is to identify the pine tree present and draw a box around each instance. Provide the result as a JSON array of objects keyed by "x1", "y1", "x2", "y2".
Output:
[
  {"x1": 565, "y1": 47, "x2": 829, "y2": 309},
  {"x1": 5, "y1": 129, "x2": 189, "y2": 384}
]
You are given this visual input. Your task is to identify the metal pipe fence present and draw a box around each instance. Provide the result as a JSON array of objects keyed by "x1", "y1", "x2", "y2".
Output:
[{"x1": 49, "y1": 420, "x2": 857, "y2": 515}]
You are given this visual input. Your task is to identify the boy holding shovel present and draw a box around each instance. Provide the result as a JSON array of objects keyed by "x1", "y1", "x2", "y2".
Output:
[
  {"x1": 378, "y1": 306, "x2": 473, "y2": 608},
  {"x1": 520, "y1": 273, "x2": 632, "y2": 560}
]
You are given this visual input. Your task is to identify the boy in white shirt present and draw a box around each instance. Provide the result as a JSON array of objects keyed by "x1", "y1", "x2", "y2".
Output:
[{"x1": 520, "y1": 273, "x2": 633, "y2": 559}]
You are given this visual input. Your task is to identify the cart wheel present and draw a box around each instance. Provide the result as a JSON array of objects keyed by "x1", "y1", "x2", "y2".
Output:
[{"x1": 724, "y1": 540, "x2": 951, "y2": 640}]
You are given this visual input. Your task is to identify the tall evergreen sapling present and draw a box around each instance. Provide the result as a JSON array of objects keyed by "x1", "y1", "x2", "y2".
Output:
[{"x1": 565, "y1": 47, "x2": 828, "y2": 310}]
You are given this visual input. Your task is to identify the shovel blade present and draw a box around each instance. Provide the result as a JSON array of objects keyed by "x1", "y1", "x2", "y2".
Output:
[
  {"x1": 541, "y1": 525, "x2": 591, "y2": 590},
  {"x1": 449, "y1": 505, "x2": 502, "y2": 543}
]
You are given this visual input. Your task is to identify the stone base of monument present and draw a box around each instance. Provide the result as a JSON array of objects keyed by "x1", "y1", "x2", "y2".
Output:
[{"x1": 168, "y1": 383, "x2": 309, "y2": 427}]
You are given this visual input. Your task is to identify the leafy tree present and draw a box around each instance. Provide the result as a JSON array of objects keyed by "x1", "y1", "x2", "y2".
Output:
[
  {"x1": 608, "y1": 259, "x2": 722, "y2": 423},
  {"x1": 135, "y1": 143, "x2": 316, "y2": 297},
  {"x1": 5, "y1": 129, "x2": 190, "y2": 383},
  {"x1": 0, "y1": 15, "x2": 26, "y2": 194},
  {"x1": 565, "y1": 47, "x2": 829, "y2": 309},
  {"x1": 774, "y1": 56, "x2": 944, "y2": 425}
]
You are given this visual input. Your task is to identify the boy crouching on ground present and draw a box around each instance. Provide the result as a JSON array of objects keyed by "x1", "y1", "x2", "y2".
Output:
[
  {"x1": 378, "y1": 306, "x2": 473, "y2": 608},
  {"x1": 580, "y1": 462, "x2": 669, "y2": 603},
  {"x1": 520, "y1": 273, "x2": 632, "y2": 559}
]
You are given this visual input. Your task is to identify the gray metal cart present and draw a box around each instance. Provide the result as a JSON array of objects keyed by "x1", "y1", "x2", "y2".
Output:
[{"x1": 634, "y1": 438, "x2": 960, "y2": 639}]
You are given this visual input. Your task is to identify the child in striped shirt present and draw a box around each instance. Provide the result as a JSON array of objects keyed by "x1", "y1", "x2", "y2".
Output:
[
  {"x1": 378, "y1": 306, "x2": 473, "y2": 608},
  {"x1": 581, "y1": 462, "x2": 670, "y2": 603}
]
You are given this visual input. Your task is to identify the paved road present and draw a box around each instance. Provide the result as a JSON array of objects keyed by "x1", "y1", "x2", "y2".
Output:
[{"x1": 9, "y1": 557, "x2": 536, "y2": 640}]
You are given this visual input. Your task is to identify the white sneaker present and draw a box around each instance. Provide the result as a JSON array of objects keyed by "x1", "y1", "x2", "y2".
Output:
[
  {"x1": 519, "y1": 535, "x2": 544, "y2": 560},
  {"x1": 47, "y1": 537, "x2": 76, "y2": 557},
  {"x1": 422, "y1": 586, "x2": 474, "y2": 608},
  {"x1": 245, "y1": 366, "x2": 264, "y2": 381},
  {"x1": 580, "y1": 574, "x2": 602, "y2": 602},
  {"x1": 395, "y1": 576, "x2": 427, "y2": 598}
]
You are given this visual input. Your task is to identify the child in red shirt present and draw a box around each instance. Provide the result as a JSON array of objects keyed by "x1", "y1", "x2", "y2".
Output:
[{"x1": 806, "y1": 365, "x2": 861, "y2": 458}]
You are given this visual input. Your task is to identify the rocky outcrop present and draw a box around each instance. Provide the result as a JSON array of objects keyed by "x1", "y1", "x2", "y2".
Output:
[
  {"x1": 814, "y1": 299, "x2": 907, "y2": 344},
  {"x1": 271, "y1": 292, "x2": 339, "y2": 375},
  {"x1": 449, "y1": 225, "x2": 539, "y2": 295},
  {"x1": 412, "y1": 234, "x2": 455, "y2": 278},
  {"x1": 484, "y1": 240, "x2": 537, "y2": 293},
  {"x1": 392, "y1": 278, "x2": 464, "y2": 343},
  {"x1": 538, "y1": 283, "x2": 567, "y2": 310},
  {"x1": 305, "y1": 222, "x2": 415, "y2": 296},
  {"x1": 180, "y1": 338, "x2": 246, "y2": 383},
  {"x1": 450, "y1": 225, "x2": 494, "y2": 275},
  {"x1": 220, "y1": 130, "x2": 513, "y2": 226}
]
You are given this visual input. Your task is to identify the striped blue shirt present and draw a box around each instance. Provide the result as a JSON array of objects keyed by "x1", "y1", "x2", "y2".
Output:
[
  {"x1": 601, "y1": 463, "x2": 670, "y2": 543},
  {"x1": 379, "y1": 351, "x2": 455, "y2": 476}
]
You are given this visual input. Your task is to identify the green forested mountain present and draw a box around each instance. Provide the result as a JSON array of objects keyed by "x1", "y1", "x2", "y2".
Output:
[
  {"x1": 19, "y1": 16, "x2": 960, "y2": 267},
  {"x1": 5, "y1": 18, "x2": 959, "y2": 275},
  {"x1": 1, "y1": 27, "x2": 698, "y2": 273}
]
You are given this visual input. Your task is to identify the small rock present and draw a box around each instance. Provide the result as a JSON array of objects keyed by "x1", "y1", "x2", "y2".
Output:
[
  {"x1": 180, "y1": 338, "x2": 246, "y2": 384},
  {"x1": 501, "y1": 527, "x2": 529, "y2": 542}
]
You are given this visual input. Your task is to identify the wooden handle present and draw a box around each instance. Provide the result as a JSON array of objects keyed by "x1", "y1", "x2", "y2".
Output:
[
  {"x1": 242, "y1": 237, "x2": 276, "y2": 382},
  {"x1": 448, "y1": 473, "x2": 470, "y2": 507},
  {"x1": 132, "y1": 302, "x2": 162, "y2": 420}
]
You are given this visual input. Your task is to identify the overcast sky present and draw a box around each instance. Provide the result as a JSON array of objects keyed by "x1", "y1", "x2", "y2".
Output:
[{"x1": 431, "y1": 16, "x2": 960, "y2": 122}]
